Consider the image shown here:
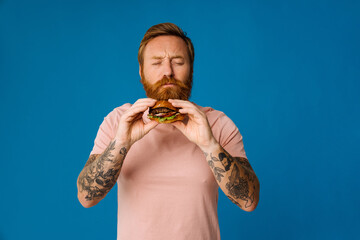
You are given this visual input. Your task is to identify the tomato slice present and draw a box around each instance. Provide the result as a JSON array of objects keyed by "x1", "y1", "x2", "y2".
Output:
[{"x1": 161, "y1": 112, "x2": 176, "y2": 118}]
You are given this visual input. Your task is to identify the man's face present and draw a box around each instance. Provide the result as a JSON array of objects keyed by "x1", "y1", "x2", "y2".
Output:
[{"x1": 140, "y1": 35, "x2": 192, "y2": 100}]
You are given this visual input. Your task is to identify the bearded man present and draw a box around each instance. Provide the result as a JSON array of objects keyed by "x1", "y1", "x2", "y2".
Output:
[{"x1": 77, "y1": 22, "x2": 260, "y2": 240}]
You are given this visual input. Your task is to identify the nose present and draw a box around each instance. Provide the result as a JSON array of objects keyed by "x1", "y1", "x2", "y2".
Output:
[{"x1": 162, "y1": 59, "x2": 174, "y2": 78}]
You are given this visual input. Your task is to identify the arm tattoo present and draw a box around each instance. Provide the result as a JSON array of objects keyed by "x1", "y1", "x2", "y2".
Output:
[
  {"x1": 204, "y1": 149, "x2": 257, "y2": 208},
  {"x1": 206, "y1": 153, "x2": 225, "y2": 182},
  {"x1": 226, "y1": 162, "x2": 255, "y2": 208},
  {"x1": 78, "y1": 140, "x2": 127, "y2": 201}
]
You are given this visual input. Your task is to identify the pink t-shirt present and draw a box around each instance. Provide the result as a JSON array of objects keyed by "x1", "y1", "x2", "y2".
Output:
[{"x1": 90, "y1": 103, "x2": 247, "y2": 240}]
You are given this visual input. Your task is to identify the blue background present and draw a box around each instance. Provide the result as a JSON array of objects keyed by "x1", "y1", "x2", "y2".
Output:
[{"x1": 1, "y1": 0, "x2": 359, "y2": 239}]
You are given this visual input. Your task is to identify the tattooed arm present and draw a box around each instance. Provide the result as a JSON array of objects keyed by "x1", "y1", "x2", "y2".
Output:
[
  {"x1": 77, "y1": 139, "x2": 128, "y2": 208},
  {"x1": 168, "y1": 99, "x2": 260, "y2": 211},
  {"x1": 203, "y1": 144, "x2": 260, "y2": 212},
  {"x1": 77, "y1": 98, "x2": 159, "y2": 208}
]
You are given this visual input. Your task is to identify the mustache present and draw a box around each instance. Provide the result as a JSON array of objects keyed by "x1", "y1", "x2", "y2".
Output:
[{"x1": 154, "y1": 76, "x2": 188, "y2": 88}]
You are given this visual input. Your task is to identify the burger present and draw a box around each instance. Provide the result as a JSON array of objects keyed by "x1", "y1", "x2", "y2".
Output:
[{"x1": 148, "y1": 100, "x2": 185, "y2": 123}]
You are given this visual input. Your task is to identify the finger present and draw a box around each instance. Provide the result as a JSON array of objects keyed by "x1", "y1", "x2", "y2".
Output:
[
  {"x1": 178, "y1": 107, "x2": 204, "y2": 119},
  {"x1": 129, "y1": 99, "x2": 157, "y2": 113},
  {"x1": 168, "y1": 99, "x2": 194, "y2": 108},
  {"x1": 168, "y1": 100, "x2": 204, "y2": 117},
  {"x1": 132, "y1": 112, "x2": 143, "y2": 121},
  {"x1": 129, "y1": 104, "x2": 150, "y2": 114},
  {"x1": 134, "y1": 97, "x2": 157, "y2": 102},
  {"x1": 130, "y1": 102, "x2": 156, "y2": 112},
  {"x1": 123, "y1": 104, "x2": 151, "y2": 121},
  {"x1": 133, "y1": 98, "x2": 157, "y2": 107}
]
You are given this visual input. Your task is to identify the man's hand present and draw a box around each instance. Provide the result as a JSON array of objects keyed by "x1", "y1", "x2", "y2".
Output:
[
  {"x1": 115, "y1": 98, "x2": 159, "y2": 148},
  {"x1": 168, "y1": 99, "x2": 218, "y2": 151},
  {"x1": 169, "y1": 99, "x2": 260, "y2": 211},
  {"x1": 77, "y1": 98, "x2": 158, "y2": 208}
]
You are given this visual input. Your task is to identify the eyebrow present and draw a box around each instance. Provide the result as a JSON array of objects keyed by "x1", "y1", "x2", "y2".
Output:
[{"x1": 151, "y1": 55, "x2": 184, "y2": 60}]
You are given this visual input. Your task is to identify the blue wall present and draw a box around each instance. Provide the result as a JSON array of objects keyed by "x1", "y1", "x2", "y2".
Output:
[{"x1": 1, "y1": 0, "x2": 359, "y2": 239}]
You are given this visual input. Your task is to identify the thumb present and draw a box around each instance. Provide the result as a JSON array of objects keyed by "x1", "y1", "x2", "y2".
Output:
[{"x1": 143, "y1": 120, "x2": 159, "y2": 135}]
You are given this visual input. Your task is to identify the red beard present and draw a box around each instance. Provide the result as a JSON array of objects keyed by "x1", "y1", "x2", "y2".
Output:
[{"x1": 141, "y1": 73, "x2": 192, "y2": 100}]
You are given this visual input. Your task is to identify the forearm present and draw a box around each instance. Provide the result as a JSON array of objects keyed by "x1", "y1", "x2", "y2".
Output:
[
  {"x1": 202, "y1": 142, "x2": 260, "y2": 211},
  {"x1": 77, "y1": 138, "x2": 129, "y2": 208}
]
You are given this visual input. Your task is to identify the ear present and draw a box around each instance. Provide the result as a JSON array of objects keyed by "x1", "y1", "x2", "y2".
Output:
[{"x1": 139, "y1": 64, "x2": 142, "y2": 78}]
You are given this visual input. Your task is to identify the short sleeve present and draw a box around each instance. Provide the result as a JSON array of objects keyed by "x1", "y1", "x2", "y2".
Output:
[
  {"x1": 89, "y1": 104, "x2": 131, "y2": 156},
  {"x1": 89, "y1": 114, "x2": 114, "y2": 156},
  {"x1": 216, "y1": 113, "x2": 247, "y2": 159}
]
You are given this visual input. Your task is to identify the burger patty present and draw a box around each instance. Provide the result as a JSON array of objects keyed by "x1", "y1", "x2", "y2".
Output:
[{"x1": 149, "y1": 107, "x2": 175, "y2": 115}]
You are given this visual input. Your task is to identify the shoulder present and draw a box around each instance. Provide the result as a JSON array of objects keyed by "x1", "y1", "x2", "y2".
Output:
[
  {"x1": 196, "y1": 103, "x2": 246, "y2": 158},
  {"x1": 195, "y1": 103, "x2": 233, "y2": 128},
  {"x1": 101, "y1": 103, "x2": 132, "y2": 127},
  {"x1": 105, "y1": 103, "x2": 132, "y2": 118},
  {"x1": 112, "y1": 103, "x2": 132, "y2": 115}
]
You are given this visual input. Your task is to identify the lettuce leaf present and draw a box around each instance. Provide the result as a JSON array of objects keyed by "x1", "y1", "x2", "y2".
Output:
[{"x1": 148, "y1": 114, "x2": 177, "y2": 122}]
